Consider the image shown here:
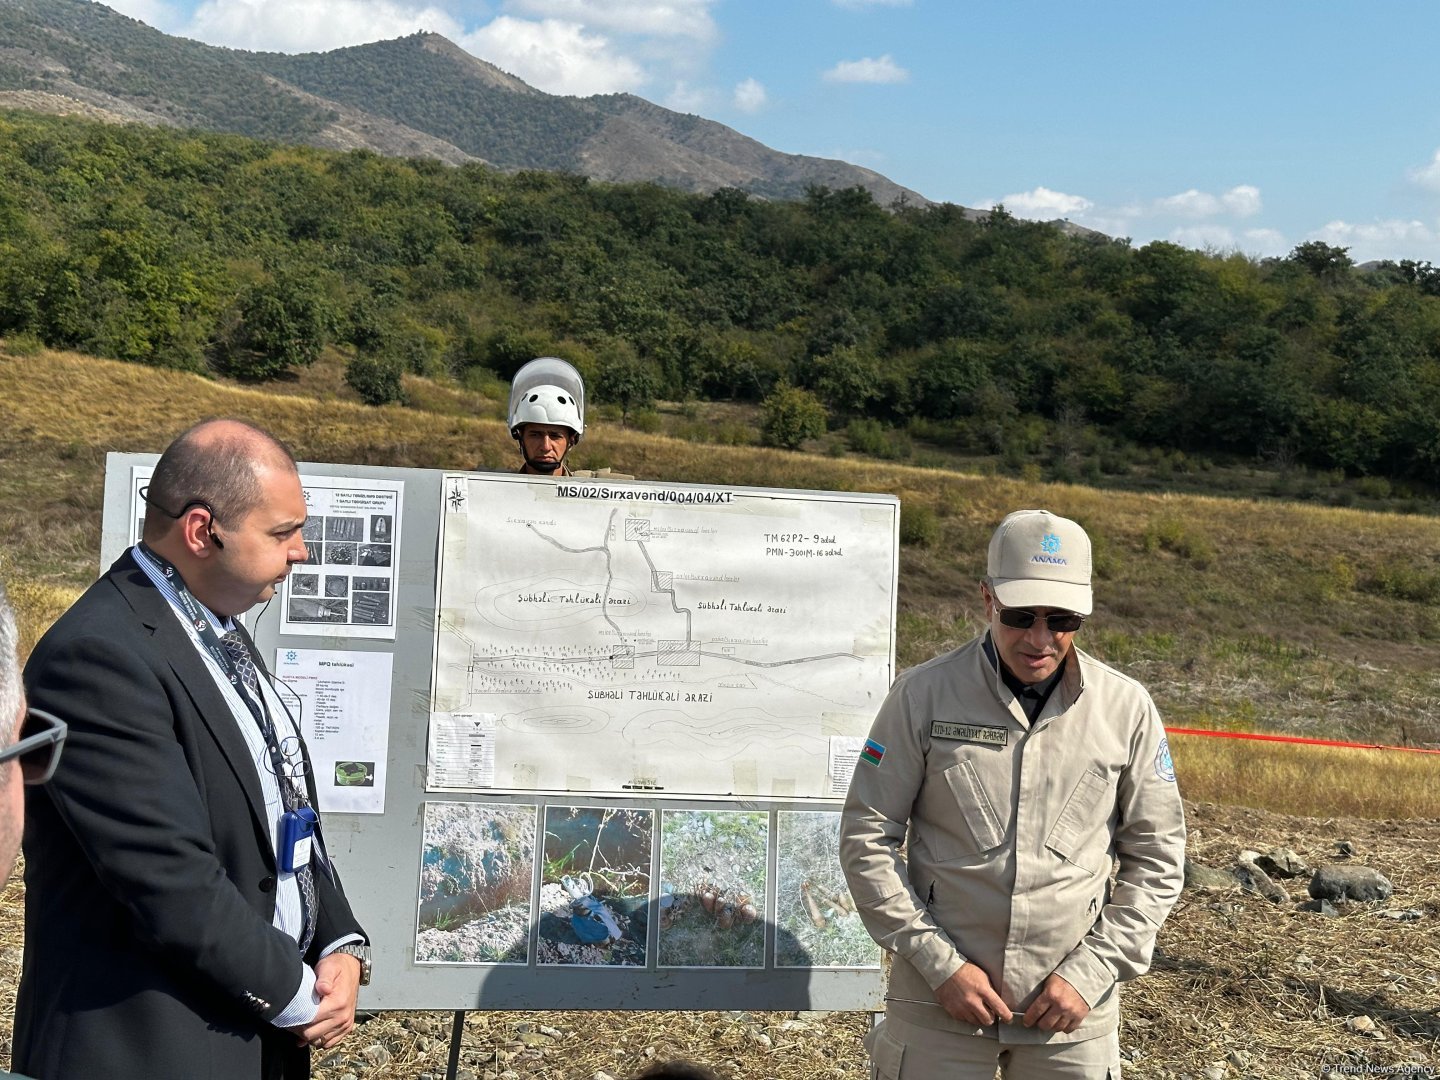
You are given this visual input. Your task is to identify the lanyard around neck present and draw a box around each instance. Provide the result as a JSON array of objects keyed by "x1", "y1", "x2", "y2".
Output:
[{"x1": 137, "y1": 543, "x2": 306, "y2": 806}]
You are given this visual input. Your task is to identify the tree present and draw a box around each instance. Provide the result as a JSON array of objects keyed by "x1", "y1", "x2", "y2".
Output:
[
  {"x1": 760, "y1": 385, "x2": 828, "y2": 450},
  {"x1": 1287, "y1": 241, "x2": 1353, "y2": 282},
  {"x1": 214, "y1": 274, "x2": 331, "y2": 380},
  {"x1": 345, "y1": 349, "x2": 405, "y2": 405},
  {"x1": 595, "y1": 349, "x2": 659, "y2": 426}
]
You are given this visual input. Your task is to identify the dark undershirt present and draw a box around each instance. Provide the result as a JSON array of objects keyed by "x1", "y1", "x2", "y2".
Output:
[{"x1": 983, "y1": 632, "x2": 1067, "y2": 723}]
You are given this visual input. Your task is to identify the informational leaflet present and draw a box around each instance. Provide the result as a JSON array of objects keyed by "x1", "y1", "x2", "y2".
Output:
[
  {"x1": 274, "y1": 648, "x2": 393, "y2": 814},
  {"x1": 128, "y1": 464, "x2": 153, "y2": 546},
  {"x1": 826, "y1": 737, "x2": 865, "y2": 798},
  {"x1": 283, "y1": 476, "x2": 404, "y2": 640},
  {"x1": 426, "y1": 713, "x2": 497, "y2": 789},
  {"x1": 428, "y1": 474, "x2": 899, "y2": 800}
]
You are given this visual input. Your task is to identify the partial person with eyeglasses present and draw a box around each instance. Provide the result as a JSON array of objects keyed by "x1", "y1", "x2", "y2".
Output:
[
  {"x1": 15, "y1": 419, "x2": 369, "y2": 1080},
  {"x1": 840, "y1": 510, "x2": 1186, "y2": 1079},
  {"x1": 0, "y1": 580, "x2": 66, "y2": 1080}
]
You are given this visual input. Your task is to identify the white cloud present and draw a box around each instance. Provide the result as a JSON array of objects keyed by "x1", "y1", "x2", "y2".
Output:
[
  {"x1": 461, "y1": 16, "x2": 648, "y2": 95},
  {"x1": 1168, "y1": 224, "x2": 1242, "y2": 251},
  {"x1": 664, "y1": 80, "x2": 711, "y2": 113},
  {"x1": 732, "y1": 77, "x2": 766, "y2": 113},
  {"x1": 1155, "y1": 184, "x2": 1261, "y2": 219},
  {"x1": 505, "y1": 0, "x2": 718, "y2": 41},
  {"x1": 1156, "y1": 189, "x2": 1221, "y2": 217},
  {"x1": 1312, "y1": 218, "x2": 1437, "y2": 252},
  {"x1": 822, "y1": 54, "x2": 908, "y2": 84},
  {"x1": 183, "y1": 0, "x2": 461, "y2": 53},
  {"x1": 1242, "y1": 228, "x2": 1289, "y2": 256},
  {"x1": 979, "y1": 186, "x2": 1093, "y2": 218},
  {"x1": 1222, "y1": 184, "x2": 1262, "y2": 217},
  {"x1": 1406, "y1": 148, "x2": 1440, "y2": 194}
]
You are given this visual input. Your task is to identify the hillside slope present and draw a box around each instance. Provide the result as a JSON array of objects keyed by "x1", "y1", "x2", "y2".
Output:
[
  {"x1": 3, "y1": 344, "x2": 1439, "y2": 1077},
  {"x1": 0, "y1": 0, "x2": 932, "y2": 203}
]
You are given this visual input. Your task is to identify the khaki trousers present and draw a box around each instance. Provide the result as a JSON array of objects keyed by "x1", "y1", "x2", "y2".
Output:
[{"x1": 866, "y1": 1015, "x2": 1121, "y2": 1080}]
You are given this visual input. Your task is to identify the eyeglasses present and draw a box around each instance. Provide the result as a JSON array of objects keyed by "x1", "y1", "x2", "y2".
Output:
[
  {"x1": 996, "y1": 605, "x2": 1085, "y2": 634},
  {"x1": 1, "y1": 708, "x2": 68, "y2": 785}
]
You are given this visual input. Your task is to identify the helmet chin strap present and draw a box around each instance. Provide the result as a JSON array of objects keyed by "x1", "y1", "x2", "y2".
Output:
[{"x1": 524, "y1": 454, "x2": 563, "y2": 474}]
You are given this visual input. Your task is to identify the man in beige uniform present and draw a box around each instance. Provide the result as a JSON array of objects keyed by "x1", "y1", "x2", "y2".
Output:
[{"x1": 841, "y1": 510, "x2": 1185, "y2": 1079}]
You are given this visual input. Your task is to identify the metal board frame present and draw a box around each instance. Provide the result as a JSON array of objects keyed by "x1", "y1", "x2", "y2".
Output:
[{"x1": 102, "y1": 453, "x2": 889, "y2": 1012}]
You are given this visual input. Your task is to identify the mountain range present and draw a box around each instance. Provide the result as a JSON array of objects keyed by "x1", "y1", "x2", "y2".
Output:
[{"x1": 0, "y1": 0, "x2": 932, "y2": 205}]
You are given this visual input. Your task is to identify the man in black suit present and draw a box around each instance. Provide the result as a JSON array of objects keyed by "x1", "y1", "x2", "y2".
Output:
[{"x1": 17, "y1": 419, "x2": 369, "y2": 1080}]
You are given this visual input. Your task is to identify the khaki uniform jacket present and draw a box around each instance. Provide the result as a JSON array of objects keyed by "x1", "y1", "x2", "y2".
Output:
[{"x1": 840, "y1": 636, "x2": 1185, "y2": 1044}]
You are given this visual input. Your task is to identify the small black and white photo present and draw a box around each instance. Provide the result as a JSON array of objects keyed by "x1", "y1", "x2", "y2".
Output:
[
  {"x1": 288, "y1": 597, "x2": 348, "y2": 623},
  {"x1": 324, "y1": 576, "x2": 349, "y2": 598},
  {"x1": 352, "y1": 593, "x2": 391, "y2": 625},
  {"x1": 324, "y1": 543, "x2": 357, "y2": 565},
  {"x1": 325, "y1": 516, "x2": 364, "y2": 542},
  {"x1": 369, "y1": 514, "x2": 392, "y2": 542},
  {"x1": 353, "y1": 576, "x2": 389, "y2": 592},
  {"x1": 301, "y1": 543, "x2": 321, "y2": 565},
  {"x1": 302, "y1": 517, "x2": 325, "y2": 542},
  {"x1": 291, "y1": 573, "x2": 319, "y2": 596},
  {"x1": 357, "y1": 544, "x2": 392, "y2": 567}
]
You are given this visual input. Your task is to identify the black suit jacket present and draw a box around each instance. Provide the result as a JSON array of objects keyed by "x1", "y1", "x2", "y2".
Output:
[{"x1": 15, "y1": 553, "x2": 366, "y2": 1080}]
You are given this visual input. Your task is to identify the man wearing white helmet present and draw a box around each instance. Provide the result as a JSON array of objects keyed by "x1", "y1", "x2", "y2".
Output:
[{"x1": 508, "y1": 357, "x2": 585, "y2": 475}]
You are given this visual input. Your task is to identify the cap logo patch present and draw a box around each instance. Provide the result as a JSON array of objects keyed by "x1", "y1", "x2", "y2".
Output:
[{"x1": 1041, "y1": 532, "x2": 1062, "y2": 554}]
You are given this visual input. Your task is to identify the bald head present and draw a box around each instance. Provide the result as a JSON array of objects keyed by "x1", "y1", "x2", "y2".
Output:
[{"x1": 143, "y1": 420, "x2": 297, "y2": 540}]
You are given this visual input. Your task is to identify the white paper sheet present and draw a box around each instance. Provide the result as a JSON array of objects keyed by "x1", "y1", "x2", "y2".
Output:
[
  {"x1": 274, "y1": 648, "x2": 393, "y2": 814},
  {"x1": 428, "y1": 473, "x2": 898, "y2": 799},
  {"x1": 283, "y1": 475, "x2": 404, "y2": 639}
]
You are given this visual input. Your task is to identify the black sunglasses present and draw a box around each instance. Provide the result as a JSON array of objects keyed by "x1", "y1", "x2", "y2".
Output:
[
  {"x1": 996, "y1": 606, "x2": 1085, "y2": 634},
  {"x1": 1, "y1": 708, "x2": 68, "y2": 785}
]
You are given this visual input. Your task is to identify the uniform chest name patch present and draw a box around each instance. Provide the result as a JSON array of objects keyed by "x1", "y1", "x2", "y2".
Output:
[{"x1": 931, "y1": 721, "x2": 1008, "y2": 746}]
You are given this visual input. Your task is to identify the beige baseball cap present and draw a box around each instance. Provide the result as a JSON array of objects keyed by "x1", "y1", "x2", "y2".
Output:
[{"x1": 986, "y1": 509, "x2": 1093, "y2": 615}]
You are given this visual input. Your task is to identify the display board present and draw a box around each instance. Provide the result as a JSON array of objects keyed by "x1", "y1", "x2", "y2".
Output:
[{"x1": 102, "y1": 455, "x2": 894, "y2": 1012}]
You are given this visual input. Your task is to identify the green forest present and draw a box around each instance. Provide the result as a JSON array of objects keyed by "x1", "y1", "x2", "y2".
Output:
[{"x1": 3, "y1": 110, "x2": 1440, "y2": 489}]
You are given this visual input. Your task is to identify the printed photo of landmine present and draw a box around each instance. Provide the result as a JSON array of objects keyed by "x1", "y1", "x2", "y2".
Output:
[
  {"x1": 290, "y1": 514, "x2": 393, "y2": 624},
  {"x1": 775, "y1": 811, "x2": 879, "y2": 968},
  {"x1": 415, "y1": 801, "x2": 536, "y2": 965},
  {"x1": 536, "y1": 806, "x2": 653, "y2": 967},
  {"x1": 658, "y1": 809, "x2": 767, "y2": 969}
]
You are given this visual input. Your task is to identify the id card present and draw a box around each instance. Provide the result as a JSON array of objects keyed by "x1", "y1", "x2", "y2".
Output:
[{"x1": 279, "y1": 806, "x2": 318, "y2": 873}]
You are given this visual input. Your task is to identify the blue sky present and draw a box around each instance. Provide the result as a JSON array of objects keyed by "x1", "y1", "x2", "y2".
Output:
[{"x1": 108, "y1": 0, "x2": 1440, "y2": 263}]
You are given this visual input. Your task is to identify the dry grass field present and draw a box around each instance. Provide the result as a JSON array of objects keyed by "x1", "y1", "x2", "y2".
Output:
[{"x1": 3, "y1": 345, "x2": 1440, "y2": 1077}]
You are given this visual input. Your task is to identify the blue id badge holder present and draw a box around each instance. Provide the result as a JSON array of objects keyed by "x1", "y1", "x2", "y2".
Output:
[{"x1": 279, "y1": 806, "x2": 319, "y2": 873}]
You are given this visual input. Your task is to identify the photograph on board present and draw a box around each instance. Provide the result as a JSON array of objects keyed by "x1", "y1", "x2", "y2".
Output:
[
  {"x1": 658, "y1": 809, "x2": 767, "y2": 969},
  {"x1": 775, "y1": 811, "x2": 878, "y2": 968},
  {"x1": 536, "y1": 805, "x2": 653, "y2": 967},
  {"x1": 415, "y1": 801, "x2": 536, "y2": 965}
]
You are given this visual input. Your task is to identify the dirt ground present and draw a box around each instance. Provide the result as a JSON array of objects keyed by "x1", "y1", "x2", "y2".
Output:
[{"x1": 3, "y1": 800, "x2": 1437, "y2": 1079}]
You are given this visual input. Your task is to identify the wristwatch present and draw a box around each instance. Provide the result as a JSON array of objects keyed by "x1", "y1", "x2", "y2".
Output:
[{"x1": 333, "y1": 943, "x2": 372, "y2": 985}]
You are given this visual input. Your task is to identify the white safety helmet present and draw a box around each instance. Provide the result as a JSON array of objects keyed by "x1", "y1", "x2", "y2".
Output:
[{"x1": 508, "y1": 356, "x2": 585, "y2": 443}]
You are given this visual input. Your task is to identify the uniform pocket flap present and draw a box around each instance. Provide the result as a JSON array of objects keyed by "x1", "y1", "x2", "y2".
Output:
[
  {"x1": 1045, "y1": 769, "x2": 1113, "y2": 864},
  {"x1": 939, "y1": 759, "x2": 1006, "y2": 855}
]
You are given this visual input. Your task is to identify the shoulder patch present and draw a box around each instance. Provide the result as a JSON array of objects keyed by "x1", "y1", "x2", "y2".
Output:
[
  {"x1": 1155, "y1": 737, "x2": 1176, "y2": 783},
  {"x1": 861, "y1": 739, "x2": 886, "y2": 766}
]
